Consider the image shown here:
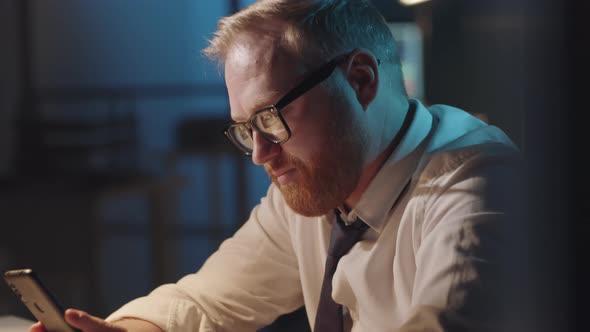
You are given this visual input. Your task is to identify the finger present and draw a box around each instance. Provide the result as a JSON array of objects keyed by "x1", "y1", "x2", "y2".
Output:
[
  {"x1": 65, "y1": 309, "x2": 126, "y2": 332},
  {"x1": 28, "y1": 322, "x2": 47, "y2": 332}
]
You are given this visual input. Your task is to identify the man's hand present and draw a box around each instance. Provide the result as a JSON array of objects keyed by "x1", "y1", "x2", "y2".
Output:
[{"x1": 28, "y1": 309, "x2": 164, "y2": 332}]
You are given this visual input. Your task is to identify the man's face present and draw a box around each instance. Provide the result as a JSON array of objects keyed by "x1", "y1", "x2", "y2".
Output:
[{"x1": 225, "y1": 34, "x2": 368, "y2": 217}]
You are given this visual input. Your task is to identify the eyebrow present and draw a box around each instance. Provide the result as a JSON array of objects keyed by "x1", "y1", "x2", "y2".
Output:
[{"x1": 232, "y1": 90, "x2": 283, "y2": 122}]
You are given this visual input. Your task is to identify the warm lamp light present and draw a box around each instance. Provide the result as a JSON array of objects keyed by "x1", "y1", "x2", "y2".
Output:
[{"x1": 400, "y1": 0, "x2": 431, "y2": 6}]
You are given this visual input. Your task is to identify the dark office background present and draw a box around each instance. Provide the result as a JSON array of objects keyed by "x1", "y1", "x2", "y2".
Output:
[{"x1": 0, "y1": 0, "x2": 586, "y2": 331}]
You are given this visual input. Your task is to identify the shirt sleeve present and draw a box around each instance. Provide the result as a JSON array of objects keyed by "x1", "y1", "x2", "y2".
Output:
[
  {"x1": 106, "y1": 185, "x2": 303, "y2": 332},
  {"x1": 399, "y1": 147, "x2": 524, "y2": 331}
]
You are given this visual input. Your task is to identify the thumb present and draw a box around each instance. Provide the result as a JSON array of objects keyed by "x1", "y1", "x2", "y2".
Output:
[{"x1": 65, "y1": 309, "x2": 126, "y2": 332}]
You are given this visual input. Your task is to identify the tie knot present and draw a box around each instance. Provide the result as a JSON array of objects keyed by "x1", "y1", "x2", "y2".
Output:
[{"x1": 328, "y1": 210, "x2": 369, "y2": 258}]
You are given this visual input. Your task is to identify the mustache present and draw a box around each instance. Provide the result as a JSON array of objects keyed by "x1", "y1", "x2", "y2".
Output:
[
  {"x1": 266, "y1": 154, "x2": 294, "y2": 173},
  {"x1": 265, "y1": 154, "x2": 307, "y2": 180}
]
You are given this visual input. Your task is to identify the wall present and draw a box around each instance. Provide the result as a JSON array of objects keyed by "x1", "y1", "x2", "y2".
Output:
[
  {"x1": 0, "y1": 0, "x2": 21, "y2": 174},
  {"x1": 0, "y1": 0, "x2": 272, "y2": 319}
]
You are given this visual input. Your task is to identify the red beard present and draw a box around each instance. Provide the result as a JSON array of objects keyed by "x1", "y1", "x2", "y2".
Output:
[{"x1": 265, "y1": 138, "x2": 364, "y2": 217}]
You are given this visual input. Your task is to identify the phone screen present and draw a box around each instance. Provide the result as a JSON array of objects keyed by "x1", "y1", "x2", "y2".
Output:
[{"x1": 4, "y1": 269, "x2": 78, "y2": 332}]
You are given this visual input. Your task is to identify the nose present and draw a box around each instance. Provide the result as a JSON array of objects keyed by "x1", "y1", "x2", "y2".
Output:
[{"x1": 251, "y1": 131, "x2": 280, "y2": 165}]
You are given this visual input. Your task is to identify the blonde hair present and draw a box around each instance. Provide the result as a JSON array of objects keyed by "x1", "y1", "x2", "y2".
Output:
[{"x1": 203, "y1": 0, "x2": 402, "y2": 69}]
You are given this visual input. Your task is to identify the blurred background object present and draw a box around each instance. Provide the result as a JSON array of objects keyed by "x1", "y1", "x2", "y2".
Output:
[{"x1": 0, "y1": 0, "x2": 585, "y2": 331}]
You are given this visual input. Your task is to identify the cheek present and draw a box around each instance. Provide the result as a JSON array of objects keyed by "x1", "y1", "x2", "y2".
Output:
[
  {"x1": 292, "y1": 96, "x2": 341, "y2": 136},
  {"x1": 281, "y1": 115, "x2": 335, "y2": 161},
  {"x1": 280, "y1": 83, "x2": 355, "y2": 158}
]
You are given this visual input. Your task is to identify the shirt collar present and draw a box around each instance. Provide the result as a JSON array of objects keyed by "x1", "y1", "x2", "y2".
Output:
[{"x1": 340, "y1": 99, "x2": 435, "y2": 233}]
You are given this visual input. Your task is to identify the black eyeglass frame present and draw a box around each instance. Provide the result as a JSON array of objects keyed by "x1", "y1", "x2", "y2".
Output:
[{"x1": 224, "y1": 52, "x2": 352, "y2": 155}]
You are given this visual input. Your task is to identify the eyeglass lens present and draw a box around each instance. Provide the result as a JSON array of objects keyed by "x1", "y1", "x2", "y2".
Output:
[{"x1": 228, "y1": 108, "x2": 289, "y2": 153}]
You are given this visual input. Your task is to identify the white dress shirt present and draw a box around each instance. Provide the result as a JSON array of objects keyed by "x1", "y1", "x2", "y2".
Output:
[{"x1": 107, "y1": 100, "x2": 522, "y2": 331}]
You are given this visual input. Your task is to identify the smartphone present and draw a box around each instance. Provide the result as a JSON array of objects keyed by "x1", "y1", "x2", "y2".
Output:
[{"x1": 3, "y1": 269, "x2": 79, "y2": 332}]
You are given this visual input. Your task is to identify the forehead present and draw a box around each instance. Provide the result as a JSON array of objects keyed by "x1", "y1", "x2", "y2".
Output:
[{"x1": 224, "y1": 31, "x2": 306, "y2": 120}]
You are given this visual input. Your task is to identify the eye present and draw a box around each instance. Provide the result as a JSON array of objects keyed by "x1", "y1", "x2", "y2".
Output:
[
  {"x1": 260, "y1": 112, "x2": 278, "y2": 128},
  {"x1": 238, "y1": 126, "x2": 251, "y2": 140}
]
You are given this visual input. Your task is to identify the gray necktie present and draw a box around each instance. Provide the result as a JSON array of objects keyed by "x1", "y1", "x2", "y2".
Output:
[{"x1": 314, "y1": 210, "x2": 369, "y2": 332}]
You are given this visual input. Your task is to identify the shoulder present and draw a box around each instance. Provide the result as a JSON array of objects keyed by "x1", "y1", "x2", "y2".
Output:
[
  {"x1": 407, "y1": 143, "x2": 523, "y2": 238},
  {"x1": 418, "y1": 143, "x2": 521, "y2": 187},
  {"x1": 415, "y1": 142, "x2": 523, "y2": 206}
]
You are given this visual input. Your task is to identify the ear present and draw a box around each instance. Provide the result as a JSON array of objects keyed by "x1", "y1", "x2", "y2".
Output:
[{"x1": 343, "y1": 50, "x2": 379, "y2": 110}]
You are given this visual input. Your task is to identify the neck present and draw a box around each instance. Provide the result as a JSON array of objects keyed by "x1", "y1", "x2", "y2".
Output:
[
  {"x1": 343, "y1": 146, "x2": 392, "y2": 210},
  {"x1": 343, "y1": 99, "x2": 413, "y2": 210}
]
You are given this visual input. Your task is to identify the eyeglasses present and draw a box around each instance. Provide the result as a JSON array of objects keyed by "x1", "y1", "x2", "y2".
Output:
[{"x1": 224, "y1": 52, "x2": 350, "y2": 155}]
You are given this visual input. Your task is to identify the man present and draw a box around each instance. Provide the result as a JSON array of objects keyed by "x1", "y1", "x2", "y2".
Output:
[{"x1": 31, "y1": 0, "x2": 523, "y2": 331}]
